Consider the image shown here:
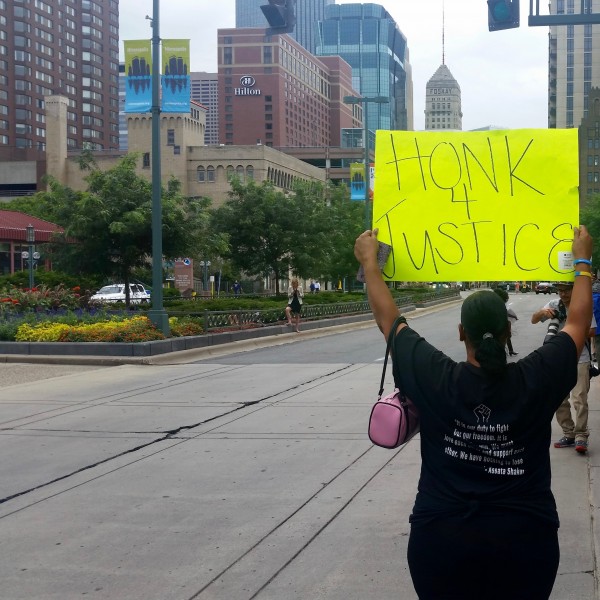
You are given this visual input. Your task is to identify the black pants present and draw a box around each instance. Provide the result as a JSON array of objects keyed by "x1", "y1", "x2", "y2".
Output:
[{"x1": 407, "y1": 512, "x2": 559, "y2": 600}]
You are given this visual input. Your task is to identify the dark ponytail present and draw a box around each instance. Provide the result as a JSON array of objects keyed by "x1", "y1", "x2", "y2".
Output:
[
  {"x1": 461, "y1": 291, "x2": 509, "y2": 378},
  {"x1": 474, "y1": 336, "x2": 508, "y2": 377}
]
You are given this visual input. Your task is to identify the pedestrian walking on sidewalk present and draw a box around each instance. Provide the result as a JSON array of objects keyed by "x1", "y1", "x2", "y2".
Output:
[
  {"x1": 531, "y1": 280, "x2": 596, "y2": 454},
  {"x1": 493, "y1": 287, "x2": 519, "y2": 356},
  {"x1": 285, "y1": 279, "x2": 303, "y2": 332},
  {"x1": 354, "y1": 225, "x2": 594, "y2": 600}
]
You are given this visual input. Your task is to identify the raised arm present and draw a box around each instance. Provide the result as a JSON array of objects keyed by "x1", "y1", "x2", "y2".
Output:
[
  {"x1": 531, "y1": 306, "x2": 556, "y2": 324},
  {"x1": 561, "y1": 226, "x2": 594, "y2": 357},
  {"x1": 354, "y1": 229, "x2": 404, "y2": 340}
]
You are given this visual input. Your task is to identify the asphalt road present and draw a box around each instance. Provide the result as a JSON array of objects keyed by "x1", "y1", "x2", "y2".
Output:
[{"x1": 0, "y1": 291, "x2": 596, "y2": 600}]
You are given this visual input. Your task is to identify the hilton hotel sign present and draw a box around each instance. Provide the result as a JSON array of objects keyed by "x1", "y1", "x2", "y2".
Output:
[{"x1": 235, "y1": 75, "x2": 261, "y2": 96}]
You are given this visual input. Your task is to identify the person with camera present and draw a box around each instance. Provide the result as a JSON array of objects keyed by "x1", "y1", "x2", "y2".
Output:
[{"x1": 531, "y1": 280, "x2": 596, "y2": 453}]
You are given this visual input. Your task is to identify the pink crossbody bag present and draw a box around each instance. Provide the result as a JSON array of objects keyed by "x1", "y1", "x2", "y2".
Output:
[{"x1": 368, "y1": 316, "x2": 420, "y2": 449}]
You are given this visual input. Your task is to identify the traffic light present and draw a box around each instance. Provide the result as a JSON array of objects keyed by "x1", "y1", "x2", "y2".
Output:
[
  {"x1": 261, "y1": 0, "x2": 296, "y2": 34},
  {"x1": 487, "y1": 0, "x2": 519, "y2": 31}
]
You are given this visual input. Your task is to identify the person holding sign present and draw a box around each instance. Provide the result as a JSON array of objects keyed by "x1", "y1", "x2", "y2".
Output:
[
  {"x1": 531, "y1": 280, "x2": 596, "y2": 454},
  {"x1": 354, "y1": 226, "x2": 593, "y2": 600}
]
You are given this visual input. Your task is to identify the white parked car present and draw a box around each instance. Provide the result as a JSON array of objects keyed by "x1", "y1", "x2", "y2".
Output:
[{"x1": 90, "y1": 283, "x2": 150, "y2": 304}]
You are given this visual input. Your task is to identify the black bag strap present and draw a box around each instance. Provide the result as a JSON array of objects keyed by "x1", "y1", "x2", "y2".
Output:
[
  {"x1": 378, "y1": 315, "x2": 407, "y2": 398},
  {"x1": 585, "y1": 339, "x2": 593, "y2": 362}
]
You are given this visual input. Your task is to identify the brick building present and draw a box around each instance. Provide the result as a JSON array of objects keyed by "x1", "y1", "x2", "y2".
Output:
[{"x1": 217, "y1": 28, "x2": 362, "y2": 148}]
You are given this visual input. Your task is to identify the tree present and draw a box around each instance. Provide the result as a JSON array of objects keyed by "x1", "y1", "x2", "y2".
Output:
[
  {"x1": 580, "y1": 194, "x2": 600, "y2": 265},
  {"x1": 211, "y1": 179, "x2": 333, "y2": 294},
  {"x1": 8, "y1": 154, "x2": 224, "y2": 305},
  {"x1": 315, "y1": 185, "x2": 364, "y2": 287}
]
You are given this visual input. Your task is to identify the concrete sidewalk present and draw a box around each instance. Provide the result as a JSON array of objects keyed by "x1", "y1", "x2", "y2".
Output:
[
  {"x1": 0, "y1": 294, "x2": 598, "y2": 598},
  {"x1": 549, "y1": 376, "x2": 600, "y2": 598}
]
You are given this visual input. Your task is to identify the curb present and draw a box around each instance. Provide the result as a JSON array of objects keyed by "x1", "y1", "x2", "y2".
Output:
[{"x1": 0, "y1": 297, "x2": 463, "y2": 366}]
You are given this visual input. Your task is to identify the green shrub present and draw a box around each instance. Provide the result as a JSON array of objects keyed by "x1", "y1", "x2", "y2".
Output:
[{"x1": 169, "y1": 316, "x2": 203, "y2": 336}]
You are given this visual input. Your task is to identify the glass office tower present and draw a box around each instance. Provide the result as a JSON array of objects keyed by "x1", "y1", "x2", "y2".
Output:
[
  {"x1": 294, "y1": 0, "x2": 334, "y2": 54},
  {"x1": 316, "y1": 3, "x2": 413, "y2": 131},
  {"x1": 236, "y1": 0, "x2": 265, "y2": 28},
  {"x1": 236, "y1": 0, "x2": 334, "y2": 54}
]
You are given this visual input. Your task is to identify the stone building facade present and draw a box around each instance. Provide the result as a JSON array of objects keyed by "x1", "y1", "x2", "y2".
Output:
[{"x1": 44, "y1": 95, "x2": 325, "y2": 208}]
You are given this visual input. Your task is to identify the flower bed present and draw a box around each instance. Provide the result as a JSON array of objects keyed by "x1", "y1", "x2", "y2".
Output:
[{"x1": 13, "y1": 315, "x2": 204, "y2": 343}]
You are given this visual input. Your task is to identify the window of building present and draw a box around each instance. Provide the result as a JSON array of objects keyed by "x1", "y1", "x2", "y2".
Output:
[
  {"x1": 143, "y1": 152, "x2": 150, "y2": 168},
  {"x1": 246, "y1": 165, "x2": 254, "y2": 180},
  {"x1": 207, "y1": 166, "x2": 215, "y2": 182},
  {"x1": 167, "y1": 128, "x2": 175, "y2": 145},
  {"x1": 13, "y1": 6, "x2": 31, "y2": 18},
  {"x1": 263, "y1": 46, "x2": 272, "y2": 64},
  {"x1": 197, "y1": 166, "x2": 205, "y2": 182},
  {"x1": 226, "y1": 165, "x2": 235, "y2": 181},
  {"x1": 15, "y1": 94, "x2": 31, "y2": 105}
]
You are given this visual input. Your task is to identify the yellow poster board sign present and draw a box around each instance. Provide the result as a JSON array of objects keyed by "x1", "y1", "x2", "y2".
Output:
[{"x1": 373, "y1": 129, "x2": 579, "y2": 282}]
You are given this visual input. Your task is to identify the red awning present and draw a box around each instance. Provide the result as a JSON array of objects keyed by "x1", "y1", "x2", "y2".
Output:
[{"x1": 0, "y1": 210, "x2": 64, "y2": 243}]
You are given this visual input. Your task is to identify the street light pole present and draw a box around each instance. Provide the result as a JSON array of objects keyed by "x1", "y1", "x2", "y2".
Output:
[
  {"x1": 147, "y1": 0, "x2": 170, "y2": 335},
  {"x1": 25, "y1": 224, "x2": 35, "y2": 290},
  {"x1": 343, "y1": 95, "x2": 389, "y2": 229}
]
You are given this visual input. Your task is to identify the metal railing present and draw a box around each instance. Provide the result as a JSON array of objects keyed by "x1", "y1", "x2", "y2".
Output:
[{"x1": 168, "y1": 290, "x2": 460, "y2": 332}]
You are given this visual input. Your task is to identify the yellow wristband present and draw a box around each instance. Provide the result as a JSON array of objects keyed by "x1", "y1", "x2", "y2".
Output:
[{"x1": 574, "y1": 271, "x2": 592, "y2": 278}]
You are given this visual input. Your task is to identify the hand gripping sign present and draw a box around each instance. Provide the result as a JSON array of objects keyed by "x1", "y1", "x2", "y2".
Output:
[{"x1": 373, "y1": 129, "x2": 579, "y2": 283}]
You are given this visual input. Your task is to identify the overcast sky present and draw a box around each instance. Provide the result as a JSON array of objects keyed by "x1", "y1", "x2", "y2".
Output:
[{"x1": 119, "y1": 0, "x2": 550, "y2": 131}]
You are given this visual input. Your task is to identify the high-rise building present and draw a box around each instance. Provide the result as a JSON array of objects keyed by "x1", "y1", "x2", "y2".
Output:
[
  {"x1": 236, "y1": 0, "x2": 334, "y2": 54},
  {"x1": 236, "y1": 0, "x2": 265, "y2": 28},
  {"x1": 424, "y1": 64, "x2": 462, "y2": 131},
  {"x1": 548, "y1": 0, "x2": 600, "y2": 129},
  {"x1": 578, "y1": 86, "x2": 600, "y2": 198},
  {"x1": 191, "y1": 73, "x2": 219, "y2": 145},
  {"x1": 317, "y1": 3, "x2": 413, "y2": 132},
  {"x1": 217, "y1": 28, "x2": 361, "y2": 148},
  {"x1": 119, "y1": 63, "x2": 128, "y2": 151},
  {"x1": 235, "y1": 0, "x2": 335, "y2": 54},
  {"x1": 424, "y1": 7, "x2": 461, "y2": 131},
  {"x1": 294, "y1": 0, "x2": 334, "y2": 54},
  {"x1": 0, "y1": 0, "x2": 120, "y2": 154}
]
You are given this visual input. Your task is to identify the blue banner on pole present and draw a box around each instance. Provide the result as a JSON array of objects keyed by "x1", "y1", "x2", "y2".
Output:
[
  {"x1": 124, "y1": 40, "x2": 152, "y2": 113},
  {"x1": 350, "y1": 162, "x2": 366, "y2": 200},
  {"x1": 161, "y1": 40, "x2": 190, "y2": 113}
]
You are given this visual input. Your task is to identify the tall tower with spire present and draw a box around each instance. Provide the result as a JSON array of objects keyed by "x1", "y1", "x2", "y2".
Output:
[{"x1": 424, "y1": 3, "x2": 462, "y2": 130}]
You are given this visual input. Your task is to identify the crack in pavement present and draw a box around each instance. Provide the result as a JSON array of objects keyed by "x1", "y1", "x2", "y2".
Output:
[{"x1": 0, "y1": 364, "x2": 357, "y2": 508}]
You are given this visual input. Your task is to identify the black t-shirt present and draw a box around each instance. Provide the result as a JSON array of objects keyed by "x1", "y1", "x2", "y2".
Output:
[{"x1": 393, "y1": 328, "x2": 577, "y2": 527}]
